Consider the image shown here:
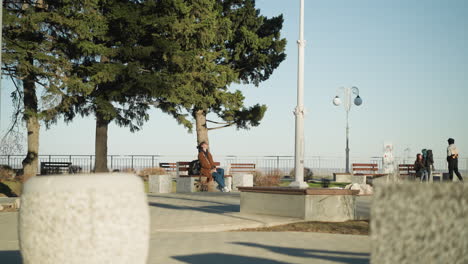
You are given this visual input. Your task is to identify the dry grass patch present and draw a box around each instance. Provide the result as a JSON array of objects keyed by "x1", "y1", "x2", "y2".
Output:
[{"x1": 254, "y1": 170, "x2": 282, "y2": 187}]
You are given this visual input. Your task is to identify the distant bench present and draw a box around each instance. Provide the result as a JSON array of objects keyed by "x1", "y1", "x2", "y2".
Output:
[
  {"x1": 159, "y1": 162, "x2": 176, "y2": 171},
  {"x1": 176, "y1": 161, "x2": 232, "y2": 192},
  {"x1": 40, "y1": 162, "x2": 71, "y2": 175},
  {"x1": 398, "y1": 164, "x2": 416, "y2": 180},
  {"x1": 159, "y1": 163, "x2": 177, "y2": 176},
  {"x1": 229, "y1": 163, "x2": 255, "y2": 174},
  {"x1": 352, "y1": 163, "x2": 387, "y2": 185},
  {"x1": 229, "y1": 163, "x2": 255, "y2": 191}
]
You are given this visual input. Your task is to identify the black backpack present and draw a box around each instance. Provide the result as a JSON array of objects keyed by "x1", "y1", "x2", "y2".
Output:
[
  {"x1": 426, "y1": 149, "x2": 434, "y2": 164},
  {"x1": 188, "y1": 160, "x2": 201, "y2": 175}
]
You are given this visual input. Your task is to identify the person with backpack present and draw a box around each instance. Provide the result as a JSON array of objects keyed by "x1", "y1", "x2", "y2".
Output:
[
  {"x1": 422, "y1": 149, "x2": 434, "y2": 181},
  {"x1": 447, "y1": 138, "x2": 464, "y2": 182},
  {"x1": 414, "y1": 153, "x2": 428, "y2": 182},
  {"x1": 197, "y1": 142, "x2": 229, "y2": 192}
]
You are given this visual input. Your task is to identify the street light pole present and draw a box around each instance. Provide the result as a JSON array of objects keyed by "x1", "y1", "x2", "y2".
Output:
[
  {"x1": 333, "y1": 86, "x2": 362, "y2": 173},
  {"x1": 0, "y1": 0, "x2": 3, "y2": 133},
  {"x1": 290, "y1": 0, "x2": 308, "y2": 188}
]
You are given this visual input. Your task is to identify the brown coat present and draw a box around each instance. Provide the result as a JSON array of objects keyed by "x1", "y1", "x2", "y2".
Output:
[{"x1": 198, "y1": 151, "x2": 215, "y2": 179}]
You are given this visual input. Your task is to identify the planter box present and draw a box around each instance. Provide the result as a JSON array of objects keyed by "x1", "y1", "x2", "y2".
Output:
[
  {"x1": 333, "y1": 173, "x2": 352, "y2": 183},
  {"x1": 232, "y1": 174, "x2": 253, "y2": 191},
  {"x1": 238, "y1": 187, "x2": 358, "y2": 222},
  {"x1": 19, "y1": 173, "x2": 149, "y2": 264},
  {"x1": 149, "y1": 174, "x2": 172, "y2": 193}
]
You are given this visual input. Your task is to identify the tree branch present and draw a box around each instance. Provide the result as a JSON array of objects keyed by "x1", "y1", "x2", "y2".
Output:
[
  {"x1": 206, "y1": 119, "x2": 233, "y2": 125},
  {"x1": 207, "y1": 123, "x2": 235, "y2": 131}
]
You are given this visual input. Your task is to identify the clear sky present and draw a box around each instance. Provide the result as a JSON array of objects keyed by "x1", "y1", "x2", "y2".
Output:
[{"x1": 1, "y1": 0, "x2": 467, "y2": 160}]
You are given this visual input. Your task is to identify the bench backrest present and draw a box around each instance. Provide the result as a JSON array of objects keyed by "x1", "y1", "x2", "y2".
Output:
[
  {"x1": 398, "y1": 164, "x2": 415, "y2": 175},
  {"x1": 352, "y1": 163, "x2": 379, "y2": 174},
  {"x1": 230, "y1": 163, "x2": 256, "y2": 174},
  {"x1": 159, "y1": 162, "x2": 177, "y2": 172},
  {"x1": 176, "y1": 161, "x2": 220, "y2": 176},
  {"x1": 40, "y1": 162, "x2": 72, "y2": 175},
  {"x1": 41, "y1": 162, "x2": 72, "y2": 167}
]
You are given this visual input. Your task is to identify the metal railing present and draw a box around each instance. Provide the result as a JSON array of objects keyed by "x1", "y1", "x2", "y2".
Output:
[{"x1": 1, "y1": 154, "x2": 467, "y2": 176}]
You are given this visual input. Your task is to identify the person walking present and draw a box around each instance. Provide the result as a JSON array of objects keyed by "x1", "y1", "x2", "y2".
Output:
[
  {"x1": 447, "y1": 138, "x2": 464, "y2": 182},
  {"x1": 197, "y1": 142, "x2": 230, "y2": 192},
  {"x1": 414, "y1": 153, "x2": 428, "y2": 182}
]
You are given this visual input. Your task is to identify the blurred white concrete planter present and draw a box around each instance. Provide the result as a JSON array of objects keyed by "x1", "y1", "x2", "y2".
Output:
[
  {"x1": 149, "y1": 174, "x2": 172, "y2": 193},
  {"x1": 19, "y1": 173, "x2": 149, "y2": 264}
]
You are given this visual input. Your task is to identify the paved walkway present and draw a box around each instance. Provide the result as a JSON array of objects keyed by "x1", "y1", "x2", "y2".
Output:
[{"x1": 0, "y1": 193, "x2": 370, "y2": 264}]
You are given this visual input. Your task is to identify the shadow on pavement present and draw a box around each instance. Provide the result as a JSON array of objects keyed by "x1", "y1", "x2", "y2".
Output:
[
  {"x1": 148, "y1": 193, "x2": 239, "y2": 206},
  {"x1": 0, "y1": 250, "x2": 22, "y2": 264},
  {"x1": 173, "y1": 253, "x2": 290, "y2": 264},
  {"x1": 148, "y1": 202, "x2": 274, "y2": 226},
  {"x1": 149, "y1": 201, "x2": 239, "y2": 214},
  {"x1": 231, "y1": 242, "x2": 369, "y2": 264}
]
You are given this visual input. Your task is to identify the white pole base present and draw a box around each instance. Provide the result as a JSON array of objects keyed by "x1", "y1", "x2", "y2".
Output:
[{"x1": 289, "y1": 181, "x2": 309, "y2": 188}]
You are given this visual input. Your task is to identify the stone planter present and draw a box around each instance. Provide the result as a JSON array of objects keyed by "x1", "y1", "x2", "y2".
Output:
[
  {"x1": 149, "y1": 174, "x2": 172, "y2": 193},
  {"x1": 238, "y1": 187, "x2": 358, "y2": 222},
  {"x1": 19, "y1": 173, "x2": 149, "y2": 264}
]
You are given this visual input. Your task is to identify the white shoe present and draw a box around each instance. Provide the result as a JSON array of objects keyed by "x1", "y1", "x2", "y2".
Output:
[{"x1": 222, "y1": 187, "x2": 230, "y2": 192}]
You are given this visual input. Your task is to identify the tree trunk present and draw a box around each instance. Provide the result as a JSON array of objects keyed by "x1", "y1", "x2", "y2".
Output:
[
  {"x1": 195, "y1": 109, "x2": 209, "y2": 146},
  {"x1": 22, "y1": 71, "x2": 40, "y2": 181},
  {"x1": 95, "y1": 112, "x2": 109, "y2": 172}
]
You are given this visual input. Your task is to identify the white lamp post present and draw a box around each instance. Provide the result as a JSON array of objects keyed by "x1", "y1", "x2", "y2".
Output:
[
  {"x1": 333, "y1": 86, "x2": 362, "y2": 173},
  {"x1": 290, "y1": 0, "x2": 308, "y2": 188},
  {"x1": 0, "y1": 0, "x2": 3, "y2": 132}
]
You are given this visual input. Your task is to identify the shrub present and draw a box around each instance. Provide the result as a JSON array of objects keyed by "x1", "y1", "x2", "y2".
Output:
[
  {"x1": 137, "y1": 167, "x2": 167, "y2": 181},
  {"x1": 254, "y1": 169, "x2": 281, "y2": 187}
]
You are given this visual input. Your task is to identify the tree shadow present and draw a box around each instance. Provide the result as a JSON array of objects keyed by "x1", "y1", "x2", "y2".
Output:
[
  {"x1": 148, "y1": 202, "x2": 273, "y2": 225},
  {"x1": 230, "y1": 242, "x2": 369, "y2": 264},
  {"x1": 0, "y1": 182, "x2": 18, "y2": 197},
  {"x1": 148, "y1": 193, "x2": 240, "y2": 206},
  {"x1": 149, "y1": 201, "x2": 239, "y2": 214},
  {"x1": 173, "y1": 253, "x2": 291, "y2": 264},
  {"x1": 0, "y1": 250, "x2": 22, "y2": 264}
]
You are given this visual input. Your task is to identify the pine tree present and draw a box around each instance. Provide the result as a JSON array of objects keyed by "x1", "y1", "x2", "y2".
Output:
[
  {"x1": 145, "y1": 0, "x2": 286, "y2": 145},
  {"x1": 2, "y1": 0, "x2": 106, "y2": 179}
]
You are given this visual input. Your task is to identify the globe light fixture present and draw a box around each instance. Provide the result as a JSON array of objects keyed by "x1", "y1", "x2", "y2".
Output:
[
  {"x1": 333, "y1": 96, "x2": 341, "y2": 106},
  {"x1": 333, "y1": 86, "x2": 363, "y2": 173}
]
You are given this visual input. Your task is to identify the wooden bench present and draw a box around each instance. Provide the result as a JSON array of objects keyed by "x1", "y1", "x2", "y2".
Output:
[
  {"x1": 159, "y1": 162, "x2": 177, "y2": 172},
  {"x1": 352, "y1": 163, "x2": 387, "y2": 185},
  {"x1": 229, "y1": 163, "x2": 255, "y2": 191},
  {"x1": 229, "y1": 163, "x2": 256, "y2": 174},
  {"x1": 398, "y1": 164, "x2": 416, "y2": 180},
  {"x1": 40, "y1": 162, "x2": 72, "y2": 175},
  {"x1": 176, "y1": 161, "x2": 231, "y2": 192}
]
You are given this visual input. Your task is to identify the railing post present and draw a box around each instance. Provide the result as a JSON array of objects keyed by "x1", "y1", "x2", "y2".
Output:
[
  {"x1": 110, "y1": 155, "x2": 113, "y2": 170},
  {"x1": 276, "y1": 156, "x2": 279, "y2": 172},
  {"x1": 7, "y1": 155, "x2": 10, "y2": 167},
  {"x1": 90, "y1": 155, "x2": 93, "y2": 172},
  {"x1": 49, "y1": 155, "x2": 51, "y2": 163},
  {"x1": 131, "y1": 155, "x2": 134, "y2": 170},
  {"x1": 152, "y1": 156, "x2": 154, "y2": 168}
]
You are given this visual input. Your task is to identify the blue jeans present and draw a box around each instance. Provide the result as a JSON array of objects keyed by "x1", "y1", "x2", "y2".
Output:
[
  {"x1": 420, "y1": 169, "x2": 429, "y2": 182},
  {"x1": 212, "y1": 168, "x2": 225, "y2": 188}
]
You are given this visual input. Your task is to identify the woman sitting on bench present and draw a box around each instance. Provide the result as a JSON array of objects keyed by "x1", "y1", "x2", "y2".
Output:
[
  {"x1": 198, "y1": 142, "x2": 230, "y2": 192},
  {"x1": 414, "y1": 153, "x2": 428, "y2": 182}
]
